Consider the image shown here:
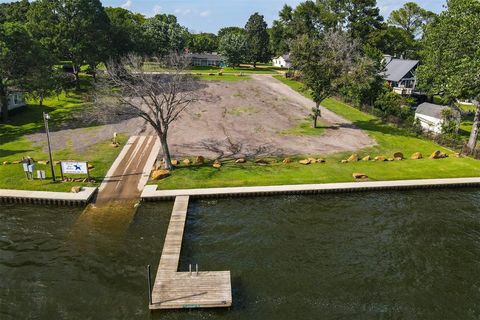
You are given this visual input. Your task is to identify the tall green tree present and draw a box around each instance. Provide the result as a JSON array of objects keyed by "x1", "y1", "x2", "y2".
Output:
[
  {"x1": 347, "y1": 0, "x2": 383, "y2": 44},
  {"x1": 141, "y1": 14, "x2": 189, "y2": 57},
  {"x1": 189, "y1": 33, "x2": 218, "y2": 53},
  {"x1": 0, "y1": 0, "x2": 30, "y2": 24},
  {"x1": 105, "y1": 7, "x2": 145, "y2": 60},
  {"x1": 291, "y1": 31, "x2": 367, "y2": 128},
  {"x1": 218, "y1": 31, "x2": 247, "y2": 68},
  {"x1": 368, "y1": 24, "x2": 418, "y2": 58},
  {"x1": 27, "y1": 0, "x2": 111, "y2": 88},
  {"x1": 417, "y1": 0, "x2": 480, "y2": 152},
  {"x1": 0, "y1": 23, "x2": 39, "y2": 121},
  {"x1": 245, "y1": 13, "x2": 270, "y2": 68},
  {"x1": 218, "y1": 27, "x2": 245, "y2": 39},
  {"x1": 388, "y1": 2, "x2": 436, "y2": 38}
]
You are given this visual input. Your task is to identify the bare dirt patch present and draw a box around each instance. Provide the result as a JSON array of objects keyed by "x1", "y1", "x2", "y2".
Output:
[{"x1": 166, "y1": 76, "x2": 375, "y2": 158}]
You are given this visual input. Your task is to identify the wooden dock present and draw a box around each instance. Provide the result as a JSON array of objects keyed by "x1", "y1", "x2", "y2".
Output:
[{"x1": 149, "y1": 196, "x2": 232, "y2": 310}]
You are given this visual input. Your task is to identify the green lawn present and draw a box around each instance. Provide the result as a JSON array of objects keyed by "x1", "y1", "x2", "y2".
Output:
[
  {"x1": 155, "y1": 76, "x2": 480, "y2": 190},
  {"x1": 0, "y1": 89, "x2": 124, "y2": 192}
]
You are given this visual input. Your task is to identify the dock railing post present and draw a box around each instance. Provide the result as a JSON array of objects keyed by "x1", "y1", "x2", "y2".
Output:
[
  {"x1": 196, "y1": 264, "x2": 199, "y2": 276},
  {"x1": 189, "y1": 264, "x2": 192, "y2": 276},
  {"x1": 146, "y1": 265, "x2": 152, "y2": 306}
]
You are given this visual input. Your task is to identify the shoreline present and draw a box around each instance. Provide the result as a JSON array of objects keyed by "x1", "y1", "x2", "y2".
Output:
[{"x1": 142, "y1": 177, "x2": 480, "y2": 201}]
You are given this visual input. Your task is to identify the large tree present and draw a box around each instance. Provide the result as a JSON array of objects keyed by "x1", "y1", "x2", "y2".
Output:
[
  {"x1": 189, "y1": 33, "x2": 218, "y2": 53},
  {"x1": 0, "y1": 22, "x2": 39, "y2": 121},
  {"x1": 347, "y1": 0, "x2": 383, "y2": 44},
  {"x1": 141, "y1": 14, "x2": 189, "y2": 57},
  {"x1": 388, "y1": 2, "x2": 436, "y2": 38},
  {"x1": 27, "y1": 0, "x2": 111, "y2": 88},
  {"x1": 417, "y1": 0, "x2": 480, "y2": 152},
  {"x1": 218, "y1": 31, "x2": 248, "y2": 68},
  {"x1": 105, "y1": 7, "x2": 145, "y2": 61},
  {"x1": 0, "y1": 0, "x2": 30, "y2": 24},
  {"x1": 96, "y1": 54, "x2": 199, "y2": 170},
  {"x1": 291, "y1": 30, "x2": 368, "y2": 128},
  {"x1": 245, "y1": 13, "x2": 270, "y2": 67}
]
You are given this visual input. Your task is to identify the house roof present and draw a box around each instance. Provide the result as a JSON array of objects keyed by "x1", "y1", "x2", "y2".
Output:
[
  {"x1": 382, "y1": 59, "x2": 419, "y2": 82},
  {"x1": 415, "y1": 102, "x2": 451, "y2": 119},
  {"x1": 275, "y1": 54, "x2": 291, "y2": 62}
]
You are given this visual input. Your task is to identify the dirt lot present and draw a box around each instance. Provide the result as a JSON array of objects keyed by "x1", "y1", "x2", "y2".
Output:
[
  {"x1": 166, "y1": 75, "x2": 375, "y2": 158},
  {"x1": 27, "y1": 76, "x2": 374, "y2": 158}
]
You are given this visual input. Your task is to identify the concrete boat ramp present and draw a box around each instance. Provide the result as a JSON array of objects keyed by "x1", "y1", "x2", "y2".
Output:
[{"x1": 149, "y1": 196, "x2": 232, "y2": 310}]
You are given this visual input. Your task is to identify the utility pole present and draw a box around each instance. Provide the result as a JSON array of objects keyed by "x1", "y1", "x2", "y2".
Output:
[{"x1": 43, "y1": 112, "x2": 56, "y2": 182}]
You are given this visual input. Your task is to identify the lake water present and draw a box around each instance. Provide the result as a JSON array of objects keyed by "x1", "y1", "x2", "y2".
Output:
[{"x1": 2, "y1": 189, "x2": 480, "y2": 319}]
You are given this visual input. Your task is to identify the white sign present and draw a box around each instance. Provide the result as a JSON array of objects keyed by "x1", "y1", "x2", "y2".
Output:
[
  {"x1": 61, "y1": 161, "x2": 88, "y2": 174},
  {"x1": 37, "y1": 170, "x2": 46, "y2": 179}
]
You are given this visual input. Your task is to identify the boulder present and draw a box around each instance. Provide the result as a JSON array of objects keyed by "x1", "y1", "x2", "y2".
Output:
[
  {"x1": 37, "y1": 160, "x2": 49, "y2": 165},
  {"x1": 71, "y1": 186, "x2": 82, "y2": 193},
  {"x1": 393, "y1": 152, "x2": 404, "y2": 160},
  {"x1": 111, "y1": 142, "x2": 119, "y2": 148},
  {"x1": 299, "y1": 159, "x2": 311, "y2": 165},
  {"x1": 195, "y1": 156, "x2": 205, "y2": 164},
  {"x1": 352, "y1": 172, "x2": 368, "y2": 180},
  {"x1": 151, "y1": 169, "x2": 170, "y2": 180},
  {"x1": 374, "y1": 156, "x2": 386, "y2": 161},
  {"x1": 255, "y1": 159, "x2": 269, "y2": 165},
  {"x1": 54, "y1": 161, "x2": 61, "y2": 165},
  {"x1": 282, "y1": 158, "x2": 292, "y2": 164},
  {"x1": 429, "y1": 150, "x2": 448, "y2": 159},
  {"x1": 182, "y1": 159, "x2": 191, "y2": 165},
  {"x1": 171, "y1": 159, "x2": 179, "y2": 166},
  {"x1": 316, "y1": 158, "x2": 326, "y2": 163},
  {"x1": 235, "y1": 158, "x2": 247, "y2": 164},
  {"x1": 307, "y1": 158, "x2": 317, "y2": 164},
  {"x1": 362, "y1": 155, "x2": 371, "y2": 161},
  {"x1": 411, "y1": 152, "x2": 423, "y2": 160},
  {"x1": 387, "y1": 158, "x2": 394, "y2": 162},
  {"x1": 12, "y1": 160, "x2": 21, "y2": 164},
  {"x1": 453, "y1": 152, "x2": 462, "y2": 158},
  {"x1": 347, "y1": 154, "x2": 359, "y2": 162},
  {"x1": 88, "y1": 163, "x2": 94, "y2": 170},
  {"x1": 341, "y1": 160, "x2": 348, "y2": 164},
  {"x1": 2, "y1": 161, "x2": 10, "y2": 165},
  {"x1": 213, "y1": 160, "x2": 221, "y2": 168}
]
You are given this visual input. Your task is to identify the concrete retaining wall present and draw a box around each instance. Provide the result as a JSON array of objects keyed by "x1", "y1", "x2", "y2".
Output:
[
  {"x1": 0, "y1": 187, "x2": 97, "y2": 206},
  {"x1": 141, "y1": 177, "x2": 480, "y2": 201}
]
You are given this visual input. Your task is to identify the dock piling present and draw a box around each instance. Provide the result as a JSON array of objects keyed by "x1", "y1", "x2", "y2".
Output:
[{"x1": 146, "y1": 265, "x2": 152, "y2": 306}]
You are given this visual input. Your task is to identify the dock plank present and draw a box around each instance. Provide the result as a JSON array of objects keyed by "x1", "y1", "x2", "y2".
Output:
[{"x1": 150, "y1": 196, "x2": 232, "y2": 310}]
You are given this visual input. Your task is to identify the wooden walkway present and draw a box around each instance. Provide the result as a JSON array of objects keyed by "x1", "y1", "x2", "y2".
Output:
[{"x1": 150, "y1": 196, "x2": 232, "y2": 310}]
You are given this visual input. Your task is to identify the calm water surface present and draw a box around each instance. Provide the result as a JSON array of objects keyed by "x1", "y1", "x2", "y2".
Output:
[{"x1": 2, "y1": 189, "x2": 480, "y2": 319}]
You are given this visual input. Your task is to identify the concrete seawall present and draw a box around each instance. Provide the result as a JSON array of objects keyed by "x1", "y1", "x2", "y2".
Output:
[
  {"x1": 141, "y1": 177, "x2": 480, "y2": 201},
  {"x1": 0, "y1": 187, "x2": 97, "y2": 206}
]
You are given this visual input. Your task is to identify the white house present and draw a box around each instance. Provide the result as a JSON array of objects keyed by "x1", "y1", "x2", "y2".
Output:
[
  {"x1": 0, "y1": 92, "x2": 26, "y2": 115},
  {"x1": 414, "y1": 102, "x2": 459, "y2": 134},
  {"x1": 272, "y1": 54, "x2": 292, "y2": 68}
]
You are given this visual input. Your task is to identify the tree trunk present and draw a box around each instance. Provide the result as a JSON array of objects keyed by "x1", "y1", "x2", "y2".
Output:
[
  {"x1": 467, "y1": 101, "x2": 480, "y2": 153},
  {"x1": 0, "y1": 84, "x2": 8, "y2": 122},
  {"x1": 312, "y1": 102, "x2": 320, "y2": 128},
  {"x1": 72, "y1": 65, "x2": 81, "y2": 90},
  {"x1": 159, "y1": 132, "x2": 173, "y2": 170},
  {"x1": 253, "y1": 61, "x2": 257, "y2": 69},
  {"x1": 39, "y1": 96, "x2": 44, "y2": 107}
]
